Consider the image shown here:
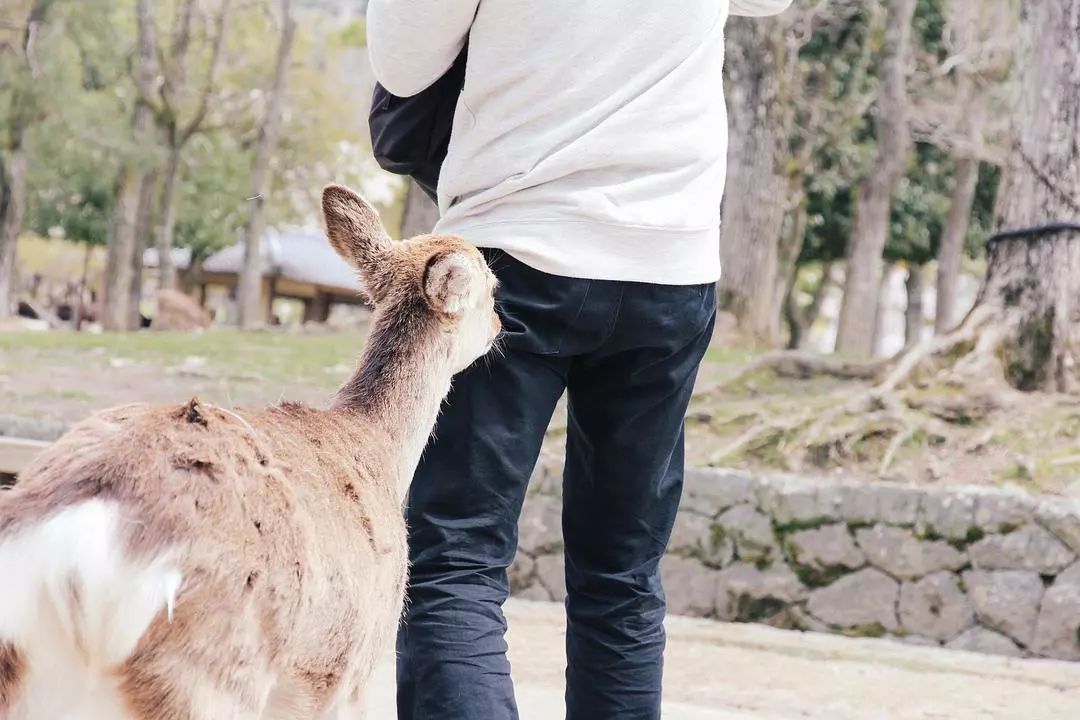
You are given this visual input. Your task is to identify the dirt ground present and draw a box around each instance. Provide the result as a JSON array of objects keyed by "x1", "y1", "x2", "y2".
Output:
[
  {"x1": 362, "y1": 599, "x2": 1080, "y2": 719},
  {"x1": 2, "y1": 327, "x2": 1078, "y2": 494}
]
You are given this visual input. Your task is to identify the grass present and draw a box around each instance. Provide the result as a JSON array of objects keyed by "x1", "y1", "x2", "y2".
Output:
[{"x1": 0, "y1": 329, "x2": 365, "y2": 390}]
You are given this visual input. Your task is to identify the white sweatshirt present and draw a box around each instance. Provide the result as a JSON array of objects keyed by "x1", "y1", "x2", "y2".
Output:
[{"x1": 367, "y1": 0, "x2": 792, "y2": 285}]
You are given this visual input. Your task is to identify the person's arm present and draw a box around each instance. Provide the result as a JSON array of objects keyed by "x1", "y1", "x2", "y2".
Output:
[
  {"x1": 729, "y1": 0, "x2": 793, "y2": 17},
  {"x1": 366, "y1": 0, "x2": 479, "y2": 97}
]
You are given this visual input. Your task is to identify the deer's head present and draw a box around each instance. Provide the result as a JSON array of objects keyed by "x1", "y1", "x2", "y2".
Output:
[{"x1": 322, "y1": 184, "x2": 501, "y2": 374}]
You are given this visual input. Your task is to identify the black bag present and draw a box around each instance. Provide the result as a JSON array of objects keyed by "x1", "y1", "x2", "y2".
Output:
[{"x1": 368, "y1": 45, "x2": 468, "y2": 203}]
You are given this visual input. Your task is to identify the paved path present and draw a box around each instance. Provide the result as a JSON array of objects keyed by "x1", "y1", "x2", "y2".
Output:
[{"x1": 366, "y1": 599, "x2": 1080, "y2": 719}]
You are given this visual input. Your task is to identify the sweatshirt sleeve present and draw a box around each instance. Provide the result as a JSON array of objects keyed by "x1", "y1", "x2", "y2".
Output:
[
  {"x1": 729, "y1": 0, "x2": 793, "y2": 17},
  {"x1": 366, "y1": 0, "x2": 479, "y2": 97}
]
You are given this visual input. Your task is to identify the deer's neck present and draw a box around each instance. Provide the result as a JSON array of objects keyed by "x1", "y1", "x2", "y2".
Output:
[{"x1": 332, "y1": 301, "x2": 453, "y2": 498}]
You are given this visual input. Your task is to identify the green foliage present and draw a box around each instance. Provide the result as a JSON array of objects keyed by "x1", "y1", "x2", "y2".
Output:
[
  {"x1": 7, "y1": 0, "x2": 394, "y2": 263},
  {"x1": 329, "y1": 18, "x2": 367, "y2": 48}
]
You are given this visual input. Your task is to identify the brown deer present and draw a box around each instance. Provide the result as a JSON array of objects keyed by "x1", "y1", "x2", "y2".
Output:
[{"x1": 0, "y1": 185, "x2": 501, "y2": 719}]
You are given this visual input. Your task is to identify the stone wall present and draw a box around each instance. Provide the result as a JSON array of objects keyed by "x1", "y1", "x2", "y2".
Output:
[{"x1": 512, "y1": 467, "x2": 1080, "y2": 661}]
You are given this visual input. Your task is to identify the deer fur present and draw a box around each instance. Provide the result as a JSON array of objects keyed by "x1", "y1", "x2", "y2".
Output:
[{"x1": 0, "y1": 184, "x2": 501, "y2": 720}]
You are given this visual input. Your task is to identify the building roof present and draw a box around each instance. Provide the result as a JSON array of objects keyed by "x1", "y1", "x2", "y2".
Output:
[{"x1": 144, "y1": 227, "x2": 365, "y2": 297}]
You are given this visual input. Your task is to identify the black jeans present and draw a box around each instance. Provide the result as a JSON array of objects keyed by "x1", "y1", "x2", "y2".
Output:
[{"x1": 397, "y1": 250, "x2": 716, "y2": 720}]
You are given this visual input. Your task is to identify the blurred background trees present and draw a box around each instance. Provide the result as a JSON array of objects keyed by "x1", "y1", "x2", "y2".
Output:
[{"x1": 1, "y1": 0, "x2": 1076, "y2": 374}]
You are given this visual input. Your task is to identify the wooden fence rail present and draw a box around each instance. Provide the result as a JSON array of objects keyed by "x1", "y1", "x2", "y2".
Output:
[{"x1": 0, "y1": 437, "x2": 50, "y2": 477}]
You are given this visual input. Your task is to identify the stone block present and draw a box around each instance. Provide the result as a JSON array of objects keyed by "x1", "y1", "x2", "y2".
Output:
[
  {"x1": 918, "y1": 491, "x2": 977, "y2": 541},
  {"x1": 973, "y1": 492, "x2": 1034, "y2": 533},
  {"x1": 669, "y1": 510, "x2": 734, "y2": 567},
  {"x1": 661, "y1": 556, "x2": 720, "y2": 617},
  {"x1": 518, "y1": 495, "x2": 563, "y2": 555},
  {"x1": 508, "y1": 553, "x2": 536, "y2": 592},
  {"x1": 716, "y1": 504, "x2": 780, "y2": 564},
  {"x1": 874, "y1": 484, "x2": 924, "y2": 525},
  {"x1": 898, "y1": 572, "x2": 974, "y2": 641},
  {"x1": 1032, "y1": 561, "x2": 1080, "y2": 661},
  {"x1": 806, "y1": 568, "x2": 900, "y2": 631},
  {"x1": 968, "y1": 525, "x2": 1075, "y2": 574},
  {"x1": 682, "y1": 468, "x2": 758, "y2": 514},
  {"x1": 1035, "y1": 498, "x2": 1080, "y2": 555},
  {"x1": 535, "y1": 554, "x2": 566, "y2": 602},
  {"x1": 962, "y1": 569, "x2": 1044, "y2": 647},
  {"x1": 946, "y1": 627, "x2": 1024, "y2": 658},
  {"x1": 786, "y1": 524, "x2": 866, "y2": 580},
  {"x1": 855, "y1": 524, "x2": 966, "y2": 580}
]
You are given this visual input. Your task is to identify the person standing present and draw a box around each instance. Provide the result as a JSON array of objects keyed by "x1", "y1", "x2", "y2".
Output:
[{"x1": 367, "y1": 1, "x2": 793, "y2": 718}]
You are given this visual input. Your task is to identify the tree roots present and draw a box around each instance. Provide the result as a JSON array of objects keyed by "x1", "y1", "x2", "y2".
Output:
[{"x1": 705, "y1": 304, "x2": 1024, "y2": 475}]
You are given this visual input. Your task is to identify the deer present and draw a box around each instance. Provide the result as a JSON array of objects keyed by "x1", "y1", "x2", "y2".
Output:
[{"x1": 0, "y1": 184, "x2": 501, "y2": 719}]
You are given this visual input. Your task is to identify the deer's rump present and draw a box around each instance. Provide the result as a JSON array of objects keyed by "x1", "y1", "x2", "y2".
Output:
[{"x1": 0, "y1": 400, "x2": 407, "y2": 719}]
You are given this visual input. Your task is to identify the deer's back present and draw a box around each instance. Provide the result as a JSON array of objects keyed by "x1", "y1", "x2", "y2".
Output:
[{"x1": 0, "y1": 399, "x2": 407, "y2": 714}]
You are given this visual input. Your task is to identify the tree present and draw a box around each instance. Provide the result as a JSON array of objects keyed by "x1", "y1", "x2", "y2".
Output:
[
  {"x1": 0, "y1": 0, "x2": 54, "y2": 318},
  {"x1": 971, "y1": 0, "x2": 1080, "y2": 392},
  {"x1": 102, "y1": 0, "x2": 157, "y2": 331},
  {"x1": 151, "y1": 0, "x2": 233, "y2": 290},
  {"x1": 834, "y1": 0, "x2": 918, "y2": 357},
  {"x1": 717, "y1": 14, "x2": 792, "y2": 344},
  {"x1": 237, "y1": 0, "x2": 296, "y2": 328}
]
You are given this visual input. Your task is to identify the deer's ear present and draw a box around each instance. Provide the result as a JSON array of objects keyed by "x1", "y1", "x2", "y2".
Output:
[
  {"x1": 322, "y1": 184, "x2": 390, "y2": 281},
  {"x1": 424, "y1": 251, "x2": 478, "y2": 315}
]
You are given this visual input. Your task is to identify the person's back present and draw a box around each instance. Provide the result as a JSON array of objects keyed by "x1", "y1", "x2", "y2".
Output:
[
  {"x1": 367, "y1": 2, "x2": 791, "y2": 719},
  {"x1": 369, "y1": 0, "x2": 789, "y2": 284}
]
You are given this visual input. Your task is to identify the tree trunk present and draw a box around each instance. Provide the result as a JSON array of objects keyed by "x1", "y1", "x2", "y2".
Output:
[
  {"x1": 155, "y1": 147, "x2": 182, "y2": 290},
  {"x1": 834, "y1": 0, "x2": 917, "y2": 357},
  {"x1": 972, "y1": 0, "x2": 1080, "y2": 393},
  {"x1": 784, "y1": 261, "x2": 832, "y2": 351},
  {"x1": 103, "y1": 0, "x2": 156, "y2": 332},
  {"x1": 238, "y1": 0, "x2": 296, "y2": 329},
  {"x1": 0, "y1": 1, "x2": 51, "y2": 319},
  {"x1": 717, "y1": 17, "x2": 790, "y2": 345},
  {"x1": 935, "y1": 157, "x2": 979, "y2": 334},
  {"x1": 130, "y1": 169, "x2": 157, "y2": 329},
  {"x1": 152, "y1": 0, "x2": 231, "y2": 293},
  {"x1": 0, "y1": 140, "x2": 28, "y2": 318},
  {"x1": 905, "y1": 263, "x2": 925, "y2": 348},
  {"x1": 400, "y1": 181, "x2": 440, "y2": 238}
]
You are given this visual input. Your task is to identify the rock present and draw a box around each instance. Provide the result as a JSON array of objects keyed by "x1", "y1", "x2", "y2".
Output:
[
  {"x1": 875, "y1": 485, "x2": 924, "y2": 525},
  {"x1": 1032, "y1": 561, "x2": 1080, "y2": 660},
  {"x1": 716, "y1": 504, "x2": 779, "y2": 564},
  {"x1": 855, "y1": 525, "x2": 966, "y2": 580},
  {"x1": 152, "y1": 289, "x2": 211, "y2": 331},
  {"x1": 508, "y1": 553, "x2": 536, "y2": 592},
  {"x1": 946, "y1": 627, "x2": 1024, "y2": 658},
  {"x1": 838, "y1": 484, "x2": 880, "y2": 524},
  {"x1": 968, "y1": 525, "x2": 1075, "y2": 574},
  {"x1": 518, "y1": 495, "x2": 563, "y2": 555},
  {"x1": 918, "y1": 491, "x2": 977, "y2": 541},
  {"x1": 786, "y1": 524, "x2": 865, "y2": 580},
  {"x1": 535, "y1": 554, "x2": 566, "y2": 602},
  {"x1": 716, "y1": 562, "x2": 806, "y2": 622},
  {"x1": 682, "y1": 468, "x2": 757, "y2": 513},
  {"x1": 806, "y1": 568, "x2": 899, "y2": 631},
  {"x1": 661, "y1": 556, "x2": 719, "y2": 617},
  {"x1": 669, "y1": 510, "x2": 734, "y2": 567},
  {"x1": 1035, "y1": 499, "x2": 1080, "y2": 554},
  {"x1": 757, "y1": 475, "x2": 837, "y2": 525},
  {"x1": 973, "y1": 492, "x2": 1034, "y2": 533},
  {"x1": 898, "y1": 572, "x2": 975, "y2": 641},
  {"x1": 962, "y1": 570, "x2": 1044, "y2": 647}
]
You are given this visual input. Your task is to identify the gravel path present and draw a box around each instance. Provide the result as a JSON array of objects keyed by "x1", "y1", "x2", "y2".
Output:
[{"x1": 364, "y1": 599, "x2": 1080, "y2": 719}]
